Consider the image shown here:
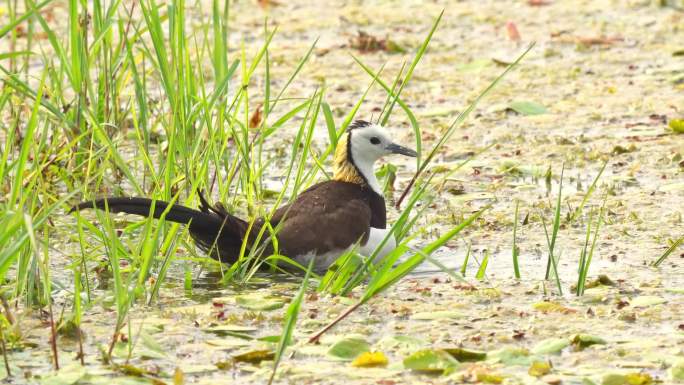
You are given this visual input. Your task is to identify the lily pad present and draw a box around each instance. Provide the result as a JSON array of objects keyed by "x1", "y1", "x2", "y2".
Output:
[
  {"x1": 487, "y1": 347, "x2": 532, "y2": 366},
  {"x1": 630, "y1": 296, "x2": 666, "y2": 307},
  {"x1": 443, "y1": 347, "x2": 487, "y2": 362},
  {"x1": 532, "y1": 301, "x2": 576, "y2": 313},
  {"x1": 40, "y1": 364, "x2": 87, "y2": 385},
  {"x1": 601, "y1": 372, "x2": 653, "y2": 385},
  {"x1": 411, "y1": 310, "x2": 464, "y2": 320},
  {"x1": 669, "y1": 359, "x2": 684, "y2": 381},
  {"x1": 531, "y1": 338, "x2": 570, "y2": 355},
  {"x1": 327, "y1": 337, "x2": 371, "y2": 361},
  {"x1": 235, "y1": 294, "x2": 285, "y2": 311},
  {"x1": 403, "y1": 349, "x2": 459, "y2": 374},
  {"x1": 508, "y1": 101, "x2": 548, "y2": 116},
  {"x1": 572, "y1": 334, "x2": 607, "y2": 350},
  {"x1": 376, "y1": 335, "x2": 428, "y2": 353},
  {"x1": 232, "y1": 349, "x2": 275, "y2": 364}
]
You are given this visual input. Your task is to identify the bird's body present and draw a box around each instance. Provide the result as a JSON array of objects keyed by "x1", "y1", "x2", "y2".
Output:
[{"x1": 72, "y1": 120, "x2": 416, "y2": 271}]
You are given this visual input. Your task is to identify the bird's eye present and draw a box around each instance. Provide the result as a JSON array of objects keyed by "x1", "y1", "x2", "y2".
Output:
[{"x1": 370, "y1": 137, "x2": 381, "y2": 145}]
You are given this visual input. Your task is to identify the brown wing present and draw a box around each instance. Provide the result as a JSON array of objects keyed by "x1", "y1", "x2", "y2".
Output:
[{"x1": 271, "y1": 181, "x2": 372, "y2": 258}]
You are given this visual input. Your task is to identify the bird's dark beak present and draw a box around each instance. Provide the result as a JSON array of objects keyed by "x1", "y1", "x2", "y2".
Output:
[{"x1": 386, "y1": 142, "x2": 418, "y2": 157}]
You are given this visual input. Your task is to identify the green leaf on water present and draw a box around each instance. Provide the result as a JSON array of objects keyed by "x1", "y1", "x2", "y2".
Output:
[
  {"x1": 532, "y1": 338, "x2": 570, "y2": 355},
  {"x1": 235, "y1": 294, "x2": 285, "y2": 311},
  {"x1": 443, "y1": 347, "x2": 487, "y2": 362},
  {"x1": 411, "y1": 310, "x2": 464, "y2": 320},
  {"x1": 669, "y1": 119, "x2": 684, "y2": 133},
  {"x1": 601, "y1": 372, "x2": 653, "y2": 385},
  {"x1": 571, "y1": 334, "x2": 607, "y2": 350},
  {"x1": 327, "y1": 337, "x2": 370, "y2": 361},
  {"x1": 630, "y1": 295, "x2": 666, "y2": 307},
  {"x1": 669, "y1": 359, "x2": 684, "y2": 381},
  {"x1": 40, "y1": 364, "x2": 86, "y2": 385},
  {"x1": 376, "y1": 335, "x2": 427, "y2": 353},
  {"x1": 233, "y1": 349, "x2": 275, "y2": 364},
  {"x1": 139, "y1": 331, "x2": 168, "y2": 359},
  {"x1": 487, "y1": 347, "x2": 532, "y2": 366},
  {"x1": 508, "y1": 101, "x2": 548, "y2": 116},
  {"x1": 403, "y1": 349, "x2": 459, "y2": 374}
]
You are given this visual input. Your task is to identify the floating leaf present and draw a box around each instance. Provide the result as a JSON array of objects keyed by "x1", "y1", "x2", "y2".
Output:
[
  {"x1": 40, "y1": 364, "x2": 86, "y2": 385},
  {"x1": 205, "y1": 337, "x2": 252, "y2": 349},
  {"x1": 531, "y1": 338, "x2": 569, "y2": 355},
  {"x1": 235, "y1": 294, "x2": 285, "y2": 311},
  {"x1": 669, "y1": 359, "x2": 684, "y2": 381},
  {"x1": 204, "y1": 324, "x2": 258, "y2": 333},
  {"x1": 411, "y1": 310, "x2": 463, "y2": 320},
  {"x1": 487, "y1": 347, "x2": 532, "y2": 366},
  {"x1": 630, "y1": 296, "x2": 666, "y2": 307},
  {"x1": 327, "y1": 337, "x2": 370, "y2": 361},
  {"x1": 376, "y1": 335, "x2": 427, "y2": 353},
  {"x1": 139, "y1": 331, "x2": 168, "y2": 359},
  {"x1": 528, "y1": 360, "x2": 552, "y2": 377},
  {"x1": 658, "y1": 182, "x2": 684, "y2": 193},
  {"x1": 669, "y1": 119, "x2": 684, "y2": 133},
  {"x1": 571, "y1": 334, "x2": 607, "y2": 350},
  {"x1": 602, "y1": 372, "x2": 653, "y2": 385},
  {"x1": 532, "y1": 301, "x2": 576, "y2": 314},
  {"x1": 233, "y1": 349, "x2": 275, "y2": 364},
  {"x1": 476, "y1": 370, "x2": 505, "y2": 384},
  {"x1": 403, "y1": 349, "x2": 459, "y2": 374},
  {"x1": 351, "y1": 351, "x2": 389, "y2": 368},
  {"x1": 508, "y1": 101, "x2": 548, "y2": 116},
  {"x1": 443, "y1": 347, "x2": 487, "y2": 362}
]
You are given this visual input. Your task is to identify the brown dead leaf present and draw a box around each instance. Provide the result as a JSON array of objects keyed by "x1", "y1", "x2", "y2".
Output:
[
  {"x1": 576, "y1": 35, "x2": 623, "y2": 46},
  {"x1": 552, "y1": 33, "x2": 623, "y2": 46},
  {"x1": 249, "y1": 104, "x2": 262, "y2": 129},
  {"x1": 349, "y1": 31, "x2": 405, "y2": 54},
  {"x1": 506, "y1": 21, "x2": 521, "y2": 41},
  {"x1": 257, "y1": 0, "x2": 280, "y2": 8}
]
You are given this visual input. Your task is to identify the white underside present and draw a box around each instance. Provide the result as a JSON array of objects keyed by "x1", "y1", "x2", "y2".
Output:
[{"x1": 295, "y1": 227, "x2": 396, "y2": 272}]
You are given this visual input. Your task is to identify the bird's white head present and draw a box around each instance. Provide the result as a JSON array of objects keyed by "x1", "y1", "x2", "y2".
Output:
[{"x1": 334, "y1": 120, "x2": 417, "y2": 195}]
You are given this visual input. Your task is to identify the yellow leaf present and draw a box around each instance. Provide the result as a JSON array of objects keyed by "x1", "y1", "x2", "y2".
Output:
[
  {"x1": 173, "y1": 367, "x2": 184, "y2": 385},
  {"x1": 532, "y1": 301, "x2": 576, "y2": 314},
  {"x1": 528, "y1": 361, "x2": 551, "y2": 377},
  {"x1": 351, "y1": 351, "x2": 389, "y2": 368}
]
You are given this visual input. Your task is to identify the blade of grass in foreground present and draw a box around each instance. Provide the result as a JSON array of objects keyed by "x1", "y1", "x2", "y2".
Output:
[
  {"x1": 0, "y1": 0, "x2": 53, "y2": 39},
  {"x1": 396, "y1": 42, "x2": 536, "y2": 208},
  {"x1": 268, "y1": 259, "x2": 314, "y2": 385}
]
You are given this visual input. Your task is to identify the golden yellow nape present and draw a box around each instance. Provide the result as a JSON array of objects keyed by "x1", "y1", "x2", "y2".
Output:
[{"x1": 332, "y1": 132, "x2": 365, "y2": 185}]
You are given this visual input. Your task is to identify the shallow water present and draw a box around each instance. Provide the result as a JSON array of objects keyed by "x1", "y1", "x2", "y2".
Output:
[{"x1": 2, "y1": 0, "x2": 684, "y2": 384}]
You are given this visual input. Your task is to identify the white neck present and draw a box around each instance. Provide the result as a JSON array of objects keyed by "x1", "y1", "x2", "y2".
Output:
[{"x1": 351, "y1": 146, "x2": 383, "y2": 196}]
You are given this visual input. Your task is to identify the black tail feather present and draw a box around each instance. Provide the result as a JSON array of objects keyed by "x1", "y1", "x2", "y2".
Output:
[
  {"x1": 70, "y1": 196, "x2": 249, "y2": 265},
  {"x1": 70, "y1": 197, "x2": 205, "y2": 224}
]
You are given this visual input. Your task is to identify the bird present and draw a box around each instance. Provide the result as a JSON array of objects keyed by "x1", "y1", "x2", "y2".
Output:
[{"x1": 71, "y1": 120, "x2": 417, "y2": 272}]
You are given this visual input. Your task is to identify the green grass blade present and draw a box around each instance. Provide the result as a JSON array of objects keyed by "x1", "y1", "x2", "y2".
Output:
[{"x1": 268, "y1": 259, "x2": 314, "y2": 385}]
